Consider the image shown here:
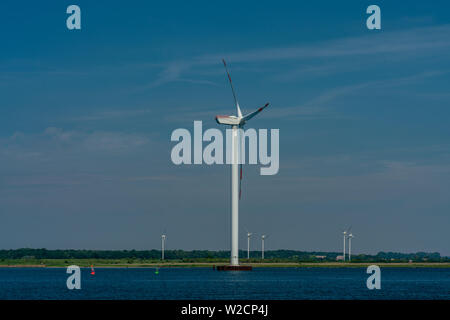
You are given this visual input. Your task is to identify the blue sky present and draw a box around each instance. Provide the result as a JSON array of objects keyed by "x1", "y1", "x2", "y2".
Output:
[{"x1": 1, "y1": 1, "x2": 450, "y2": 255}]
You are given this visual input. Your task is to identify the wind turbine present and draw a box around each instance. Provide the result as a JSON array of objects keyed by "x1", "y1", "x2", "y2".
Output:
[
  {"x1": 342, "y1": 230, "x2": 347, "y2": 261},
  {"x1": 246, "y1": 231, "x2": 252, "y2": 260},
  {"x1": 261, "y1": 235, "x2": 268, "y2": 260},
  {"x1": 342, "y1": 226, "x2": 351, "y2": 261},
  {"x1": 161, "y1": 234, "x2": 166, "y2": 261},
  {"x1": 348, "y1": 233, "x2": 354, "y2": 262},
  {"x1": 216, "y1": 59, "x2": 270, "y2": 267}
]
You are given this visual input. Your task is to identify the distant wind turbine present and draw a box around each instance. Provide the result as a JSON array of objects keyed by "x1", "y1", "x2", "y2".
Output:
[
  {"x1": 261, "y1": 235, "x2": 268, "y2": 260},
  {"x1": 161, "y1": 234, "x2": 166, "y2": 260},
  {"x1": 342, "y1": 230, "x2": 347, "y2": 261},
  {"x1": 348, "y1": 233, "x2": 354, "y2": 262},
  {"x1": 342, "y1": 226, "x2": 351, "y2": 261},
  {"x1": 216, "y1": 59, "x2": 270, "y2": 267},
  {"x1": 246, "y1": 231, "x2": 252, "y2": 259}
]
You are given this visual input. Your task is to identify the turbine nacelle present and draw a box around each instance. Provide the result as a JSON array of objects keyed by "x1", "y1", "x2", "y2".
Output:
[
  {"x1": 215, "y1": 102, "x2": 270, "y2": 126},
  {"x1": 215, "y1": 115, "x2": 242, "y2": 126}
]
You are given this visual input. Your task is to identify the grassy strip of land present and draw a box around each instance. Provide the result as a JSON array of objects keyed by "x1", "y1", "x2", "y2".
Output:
[{"x1": 1, "y1": 259, "x2": 450, "y2": 268}]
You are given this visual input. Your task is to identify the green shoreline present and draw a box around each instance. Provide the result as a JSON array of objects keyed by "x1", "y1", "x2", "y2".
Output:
[{"x1": 2, "y1": 261, "x2": 450, "y2": 268}]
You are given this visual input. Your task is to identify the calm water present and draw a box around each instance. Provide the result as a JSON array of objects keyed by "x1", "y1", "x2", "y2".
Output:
[{"x1": 0, "y1": 267, "x2": 449, "y2": 300}]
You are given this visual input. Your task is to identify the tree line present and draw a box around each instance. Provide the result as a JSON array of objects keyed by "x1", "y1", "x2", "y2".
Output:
[{"x1": 0, "y1": 248, "x2": 446, "y2": 262}]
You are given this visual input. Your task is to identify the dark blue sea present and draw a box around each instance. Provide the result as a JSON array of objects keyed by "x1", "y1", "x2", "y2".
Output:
[{"x1": 0, "y1": 267, "x2": 449, "y2": 300}]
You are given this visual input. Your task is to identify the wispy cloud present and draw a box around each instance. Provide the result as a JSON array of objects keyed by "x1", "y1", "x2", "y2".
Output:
[
  {"x1": 0, "y1": 128, "x2": 151, "y2": 162},
  {"x1": 66, "y1": 109, "x2": 156, "y2": 122},
  {"x1": 303, "y1": 70, "x2": 447, "y2": 107},
  {"x1": 148, "y1": 24, "x2": 450, "y2": 87}
]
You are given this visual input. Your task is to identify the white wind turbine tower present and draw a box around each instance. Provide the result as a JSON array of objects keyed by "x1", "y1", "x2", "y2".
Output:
[
  {"x1": 261, "y1": 235, "x2": 268, "y2": 260},
  {"x1": 348, "y1": 233, "x2": 354, "y2": 262},
  {"x1": 342, "y1": 226, "x2": 351, "y2": 261},
  {"x1": 161, "y1": 234, "x2": 166, "y2": 261},
  {"x1": 246, "y1": 231, "x2": 252, "y2": 260},
  {"x1": 342, "y1": 230, "x2": 347, "y2": 261},
  {"x1": 216, "y1": 59, "x2": 270, "y2": 267}
]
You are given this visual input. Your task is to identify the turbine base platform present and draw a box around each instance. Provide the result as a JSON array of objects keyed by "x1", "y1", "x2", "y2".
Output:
[{"x1": 215, "y1": 265, "x2": 252, "y2": 271}]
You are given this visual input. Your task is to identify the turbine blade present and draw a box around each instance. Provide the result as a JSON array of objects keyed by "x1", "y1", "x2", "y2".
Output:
[
  {"x1": 222, "y1": 59, "x2": 242, "y2": 118},
  {"x1": 242, "y1": 103, "x2": 270, "y2": 122}
]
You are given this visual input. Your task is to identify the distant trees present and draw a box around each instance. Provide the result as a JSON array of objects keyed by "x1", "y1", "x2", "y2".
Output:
[{"x1": 0, "y1": 248, "x2": 445, "y2": 262}]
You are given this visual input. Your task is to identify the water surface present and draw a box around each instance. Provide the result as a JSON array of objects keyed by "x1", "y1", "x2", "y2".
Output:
[{"x1": 0, "y1": 267, "x2": 449, "y2": 299}]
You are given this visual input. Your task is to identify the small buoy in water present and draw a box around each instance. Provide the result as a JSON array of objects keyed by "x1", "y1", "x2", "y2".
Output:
[
  {"x1": 155, "y1": 268, "x2": 159, "y2": 275},
  {"x1": 90, "y1": 265, "x2": 95, "y2": 275}
]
